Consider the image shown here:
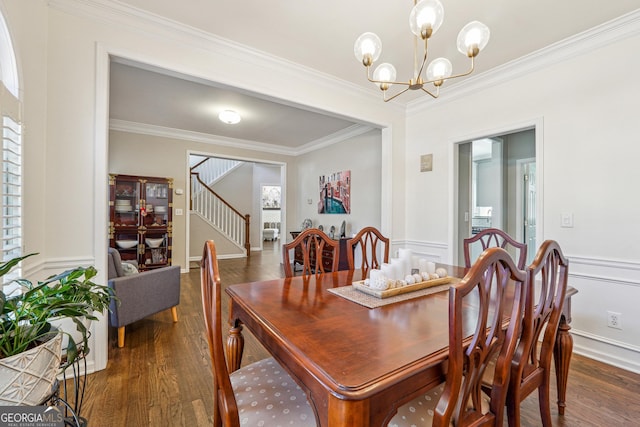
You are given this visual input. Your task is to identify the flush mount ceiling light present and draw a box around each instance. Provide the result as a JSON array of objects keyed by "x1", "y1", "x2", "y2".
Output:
[
  {"x1": 354, "y1": 0, "x2": 490, "y2": 102},
  {"x1": 218, "y1": 110, "x2": 241, "y2": 124}
]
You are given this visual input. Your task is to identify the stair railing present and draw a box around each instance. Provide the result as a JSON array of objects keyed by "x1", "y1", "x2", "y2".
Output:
[{"x1": 190, "y1": 172, "x2": 250, "y2": 256}]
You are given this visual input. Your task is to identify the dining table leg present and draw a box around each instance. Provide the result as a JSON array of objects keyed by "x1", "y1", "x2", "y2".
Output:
[
  {"x1": 327, "y1": 395, "x2": 370, "y2": 427},
  {"x1": 226, "y1": 321, "x2": 244, "y2": 373},
  {"x1": 554, "y1": 313, "x2": 573, "y2": 415}
]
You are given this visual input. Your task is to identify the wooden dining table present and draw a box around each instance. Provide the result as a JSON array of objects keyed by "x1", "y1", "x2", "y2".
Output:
[{"x1": 226, "y1": 266, "x2": 577, "y2": 427}]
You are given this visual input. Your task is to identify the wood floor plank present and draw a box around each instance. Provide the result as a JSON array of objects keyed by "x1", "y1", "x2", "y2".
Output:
[{"x1": 73, "y1": 240, "x2": 640, "y2": 426}]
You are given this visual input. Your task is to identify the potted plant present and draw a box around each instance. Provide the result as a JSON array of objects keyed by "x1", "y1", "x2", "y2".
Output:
[{"x1": 0, "y1": 253, "x2": 115, "y2": 406}]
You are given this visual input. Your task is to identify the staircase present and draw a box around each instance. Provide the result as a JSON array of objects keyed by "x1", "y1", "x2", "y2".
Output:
[{"x1": 190, "y1": 157, "x2": 250, "y2": 255}]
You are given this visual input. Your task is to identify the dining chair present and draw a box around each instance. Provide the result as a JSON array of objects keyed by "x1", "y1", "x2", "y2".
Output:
[
  {"x1": 506, "y1": 240, "x2": 569, "y2": 427},
  {"x1": 346, "y1": 226, "x2": 390, "y2": 275},
  {"x1": 388, "y1": 247, "x2": 529, "y2": 427},
  {"x1": 463, "y1": 227, "x2": 528, "y2": 270},
  {"x1": 200, "y1": 240, "x2": 317, "y2": 427},
  {"x1": 282, "y1": 228, "x2": 339, "y2": 277}
]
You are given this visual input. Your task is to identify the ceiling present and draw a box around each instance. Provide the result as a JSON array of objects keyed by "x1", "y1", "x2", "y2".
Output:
[{"x1": 108, "y1": 0, "x2": 639, "y2": 152}]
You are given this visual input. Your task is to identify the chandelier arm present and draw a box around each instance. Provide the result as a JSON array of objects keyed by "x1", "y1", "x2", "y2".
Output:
[
  {"x1": 365, "y1": 67, "x2": 413, "y2": 87},
  {"x1": 415, "y1": 37, "x2": 429, "y2": 81},
  {"x1": 425, "y1": 56, "x2": 476, "y2": 86},
  {"x1": 383, "y1": 87, "x2": 411, "y2": 102},
  {"x1": 367, "y1": 76, "x2": 413, "y2": 87},
  {"x1": 420, "y1": 86, "x2": 439, "y2": 99}
]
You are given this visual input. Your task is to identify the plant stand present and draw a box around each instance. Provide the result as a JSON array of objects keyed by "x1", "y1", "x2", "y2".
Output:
[
  {"x1": 42, "y1": 347, "x2": 88, "y2": 427},
  {"x1": 59, "y1": 347, "x2": 88, "y2": 427}
]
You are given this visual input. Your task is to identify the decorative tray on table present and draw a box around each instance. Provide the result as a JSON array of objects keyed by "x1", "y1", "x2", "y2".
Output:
[{"x1": 352, "y1": 276, "x2": 454, "y2": 299}]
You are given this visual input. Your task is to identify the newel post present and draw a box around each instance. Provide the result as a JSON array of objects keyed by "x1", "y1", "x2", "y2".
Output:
[{"x1": 244, "y1": 214, "x2": 251, "y2": 257}]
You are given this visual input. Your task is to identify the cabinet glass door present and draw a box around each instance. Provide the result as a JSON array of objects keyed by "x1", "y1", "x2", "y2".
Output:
[
  {"x1": 113, "y1": 178, "x2": 141, "y2": 262},
  {"x1": 142, "y1": 181, "x2": 170, "y2": 268},
  {"x1": 143, "y1": 182, "x2": 169, "y2": 227}
]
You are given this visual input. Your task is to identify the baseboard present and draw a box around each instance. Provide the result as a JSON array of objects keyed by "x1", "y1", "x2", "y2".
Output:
[
  {"x1": 572, "y1": 330, "x2": 640, "y2": 374},
  {"x1": 189, "y1": 254, "x2": 245, "y2": 261}
]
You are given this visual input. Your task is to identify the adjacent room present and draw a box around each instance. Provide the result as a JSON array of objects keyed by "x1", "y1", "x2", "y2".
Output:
[{"x1": 2, "y1": 0, "x2": 639, "y2": 425}]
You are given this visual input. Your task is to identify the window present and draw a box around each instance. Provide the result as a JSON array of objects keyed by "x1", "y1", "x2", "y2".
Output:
[
  {"x1": 0, "y1": 10, "x2": 21, "y2": 288},
  {"x1": 2, "y1": 116, "x2": 21, "y2": 260}
]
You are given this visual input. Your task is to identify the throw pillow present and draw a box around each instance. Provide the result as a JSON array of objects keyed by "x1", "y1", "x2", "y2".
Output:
[{"x1": 121, "y1": 262, "x2": 139, "y2": 276}]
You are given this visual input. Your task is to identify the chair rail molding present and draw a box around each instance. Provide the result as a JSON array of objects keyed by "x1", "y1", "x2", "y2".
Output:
[{"x1": 392, "y1": 239, "x2": 449, "y2": 264}]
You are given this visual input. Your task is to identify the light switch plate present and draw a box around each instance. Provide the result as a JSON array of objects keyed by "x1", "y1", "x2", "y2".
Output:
[
  {"x1": 561, "y1": 212, "x2": 573, "y2": 228},
  {"x1": 420, "y1": 154, "x2": 433, "y2": 172},
  {"x1": 175, "y1": 208, "x2": 183, "y2": 216}
]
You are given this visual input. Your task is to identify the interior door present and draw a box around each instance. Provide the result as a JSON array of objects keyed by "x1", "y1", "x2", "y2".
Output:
[{"x1": 523, "y1": 161, "x2": 537, "y2": 264}]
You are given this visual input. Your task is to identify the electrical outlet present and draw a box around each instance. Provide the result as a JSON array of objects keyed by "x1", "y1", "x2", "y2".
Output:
[{"x1": 607, "y1": 311, "x2": 622, "y2": 329}]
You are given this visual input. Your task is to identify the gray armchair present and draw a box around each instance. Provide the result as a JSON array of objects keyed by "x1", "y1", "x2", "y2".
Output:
[{"x1": 107, "y1": 247, "x2": 181, "y2": 347}]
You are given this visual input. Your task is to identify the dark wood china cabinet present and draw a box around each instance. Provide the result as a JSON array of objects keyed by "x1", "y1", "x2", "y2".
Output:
[{"x1": 109, "y1": 174, "x2": 173, "y2": 270}]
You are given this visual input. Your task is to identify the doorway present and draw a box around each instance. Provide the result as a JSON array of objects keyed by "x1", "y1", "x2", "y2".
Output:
[
  {"x1": 456, "y1": 128, "x2": 536, "y2": 265},
  {"x1": 187, "y1": 153, "x2": 285, "y2": 261}
]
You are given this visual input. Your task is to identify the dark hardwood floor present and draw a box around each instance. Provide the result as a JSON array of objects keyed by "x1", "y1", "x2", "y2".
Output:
[{"x1": 78, "y1": 240, "x2": 640, "y2": 426}]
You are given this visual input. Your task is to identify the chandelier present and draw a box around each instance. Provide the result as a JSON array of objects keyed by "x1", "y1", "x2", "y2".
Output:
[{"x1": 354, "y1": 0, "x2": 490, "y2": 102}]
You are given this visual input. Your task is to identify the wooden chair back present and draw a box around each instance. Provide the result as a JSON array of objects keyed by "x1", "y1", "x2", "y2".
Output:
[
  {"x1": 282, "y1": 228, "x2": 339, "y2": 277},
  {"x1": 346, "y1": 226, "x2": 390, "y2": 275},
  {"x1": 507, "y1": 240, "x2": 569, "y2": 427},
  {"x1": 463, "y1": 227, "x2": 528, "y2": 270},
  {"x1": 434, "y1": 247, "x2": 529, "y2": 427},
  {"x1": 201, "y1": 240, "x2": 240, "y2": 427}
]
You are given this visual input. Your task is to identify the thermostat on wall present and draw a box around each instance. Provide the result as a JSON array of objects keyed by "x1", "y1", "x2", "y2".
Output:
[{"x1": 175, "y1": 188, "x2": 184, "y2": 195}]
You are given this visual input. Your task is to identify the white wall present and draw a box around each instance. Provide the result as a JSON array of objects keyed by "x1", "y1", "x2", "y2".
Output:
[
  {"x1": 7, "y1": 0, "x2": 400, "y2": 372},
  {"x1": 404, "y1": 26, "x2": 640, "y2": 372},
  {"x1": 292, "y1": 129, "x2": 382, "y2": 240},
  {"x1": 2, "y1": 1, "x2": 48, "y2": 264},
  {"x1": 109, "y1": 130, "x2": 293, "y2": 264},
  {"x1": 12, "y1": 0, "x2": 637, "y2": 377}
]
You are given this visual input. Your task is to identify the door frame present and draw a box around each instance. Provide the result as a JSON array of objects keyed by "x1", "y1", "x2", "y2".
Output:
[
  {"x1": 515, "y1": 157, "x2": 536, "y2": 242},
  {"x1": 449, "y1": 118, "x2": 544, "y2": 265},
  {"x1": 185, "y1": 150, "x2": 287, "y2": 262}
]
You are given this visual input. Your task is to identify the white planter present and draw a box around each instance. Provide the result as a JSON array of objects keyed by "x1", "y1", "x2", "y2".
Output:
[
  {"x1": 50, "y1": 316, "x2": 91, "y2": 353},
  {"x1": 0, "y1": 331, "x2": 62, "y2": 406}
]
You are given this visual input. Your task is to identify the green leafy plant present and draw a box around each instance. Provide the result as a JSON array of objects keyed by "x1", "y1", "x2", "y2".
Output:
[{"x1": 0, "y1": 253, "x2": 115, "y2": 367}]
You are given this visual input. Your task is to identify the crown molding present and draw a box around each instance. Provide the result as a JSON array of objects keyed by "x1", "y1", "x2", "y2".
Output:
[
  {"x1": 48, "y1": 0, "x2": 404, "y2": 115},
  {"x1": 407, "y1": 9, "x2": 640, "y2": 115},
  {"x1": 294, "y1": 124, "x2": 375, "y2": 155},
  {"x1": 109, "y1": 119, "x2": 372, "y2": 156}
]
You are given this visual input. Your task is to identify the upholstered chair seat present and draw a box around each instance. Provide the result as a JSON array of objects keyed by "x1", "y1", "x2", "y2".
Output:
[
  {"x1": 388, "y1": 384, "x2": 490, "y2": 427},
  {"x1": 387, "y1": 247, "x2": 528, "y2": 427},
  {"x1": 201, "y1": 240, "x2": 318, "y2": 427},
  {"x1": 230, "y1": 357, "x2": 316, "y2": 426}
]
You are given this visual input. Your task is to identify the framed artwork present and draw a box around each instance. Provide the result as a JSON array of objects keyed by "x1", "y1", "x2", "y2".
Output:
[
  {"x1": 318, "y1": 170, "x2": 350, "y2": 214},
  {"x1": 262, "y1": 185, "x2": 281, "y2": 209},
  {"x1": 420, "y1": 154, "x2": 433, "y2": 172}
]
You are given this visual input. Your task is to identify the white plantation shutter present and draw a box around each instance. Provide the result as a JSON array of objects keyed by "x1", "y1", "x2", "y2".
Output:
[
  {"x1": 2, "y1": 115, "x2": 21, "y2": 258},
  {"x1": 0, "y1": 11, "x2": 22, "y2": 289}
]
